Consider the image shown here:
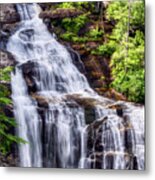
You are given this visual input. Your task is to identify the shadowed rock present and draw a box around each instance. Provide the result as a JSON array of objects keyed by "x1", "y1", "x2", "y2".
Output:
[
  {"x1": 0, "y1": 50, "x2": 16, "y2": 68},
  {"x1": 0, "y1": 4, "x2": 20, "y2": 24}
]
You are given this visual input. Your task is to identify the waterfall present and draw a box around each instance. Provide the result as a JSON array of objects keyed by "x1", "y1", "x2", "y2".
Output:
[{"x1": 7, "y1": 3, "x2": 144, "y2": 169}]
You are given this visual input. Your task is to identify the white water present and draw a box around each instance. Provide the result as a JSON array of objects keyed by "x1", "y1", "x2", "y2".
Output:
[
  {"x1": 7, "y1": 3, "x2": 145, "y2": 169},
  {"x1": 11, "y1": 68, "x2": 42, "y2": 167}
]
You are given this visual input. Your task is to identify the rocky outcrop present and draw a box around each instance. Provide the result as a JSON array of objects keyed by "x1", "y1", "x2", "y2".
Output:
[
  {"x1": 39, "y1": 8, "x2": 83, "y2": 19},
  {"x1": 30, "y1": 91, "x2": 129, "y2": 126},
  {"x1": 0, "y1": 4, "x2": 20, "y2": 23},
  {"x1": 66, "y1": 93, "x2": 112, "y2": 108},
  {"x1": 0, "y1": 50, "x2": 16, "y2": 68}
]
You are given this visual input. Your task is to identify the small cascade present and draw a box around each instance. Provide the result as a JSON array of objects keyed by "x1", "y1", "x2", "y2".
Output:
[{"x1": 7, "y1": 3, "x2": 144, "y2": 169}]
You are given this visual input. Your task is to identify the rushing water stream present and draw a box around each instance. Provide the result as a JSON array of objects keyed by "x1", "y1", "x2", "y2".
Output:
[{"x1": 7, "y1": 3, "x2": 145, "y2": 169}]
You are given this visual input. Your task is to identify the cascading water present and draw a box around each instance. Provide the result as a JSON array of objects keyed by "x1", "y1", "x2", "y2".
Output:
[{"x1": 7, "y1": 3, "x2": 144, "y2": 169}]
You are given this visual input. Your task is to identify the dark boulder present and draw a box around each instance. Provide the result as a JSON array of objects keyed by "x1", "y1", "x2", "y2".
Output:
[{"x1": 20, "y1": 61, "x2": 40, "y2": 93}]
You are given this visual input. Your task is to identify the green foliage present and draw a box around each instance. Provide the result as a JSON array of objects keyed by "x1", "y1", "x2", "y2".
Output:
[
  {"x1": 106, "y1": 0, "x2": 144, "y2": 26},
  {"x1": 60, "y1": 32, "x2": 88, "y2": 42},
  {"x1": 56, "y1": 2, "x2": 74, "y2": 9},
  {"x1": 54, "y1": 2, "x2": 100, "y2": 43},
  {"x1": 61, "y1": 14, "x2": 88, "y2": 34},
  {"x1": 56, "y1": 2, "x2": 91, "y2": 34},
  {"x1": 0, "y1": 97, "x2": 12, "y2": 105},
  {"x1": 0, "y1": 103, "x2": 26, "y2": 155},
  {"x1": 0, "y1": 66, "x2": 13, "y2": 82},
  {"x1": 106, "y1": 0, "x2": 145, "y2": 103},
  {"x1": 87, "y1": 27, "x2": 104, "y2": 40},
  {"x1": 56, "y1": 1, "x2": 94, "y2": 11},
  {"x1": 91, "y1": 41, "x2": 116, "y2": 56},
  {"x1": 0, "y1": 84, "x2": 10, "y2": 97},
  {"x1": 0, "y1": 122, "x2": 27, "y2": 155},
  {"x1": 60, "y1": 27, "x2": 104, "y2": 42},
  {"x1": 106, "y1": 1, "x2": 129, "y2": 21}
]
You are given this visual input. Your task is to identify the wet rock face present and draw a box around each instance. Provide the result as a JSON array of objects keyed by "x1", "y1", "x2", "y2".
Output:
[
  {"x1": 85, "y1": 112, "x2": 143, "y2": 170},
  {"x1": 67, "y1": 47, "x2": 87, "y2": 76},
  {"x1": 0, "y1": 4, "x2": 20, "y2": 24},
  {"x1": 0, "y1": 4, "x2": 20, "y2": 50},
  {"x1": 0, "y1": 50, "x2": 16, "y2": 68}
]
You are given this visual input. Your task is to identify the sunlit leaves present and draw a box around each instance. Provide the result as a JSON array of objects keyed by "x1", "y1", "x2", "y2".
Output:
[
  {"x1": 0, "y1": 66, "x2": 13, "y2": 82},
  {"x1": 108, "y1": 1, "x2": 145, "y2": 103}
]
